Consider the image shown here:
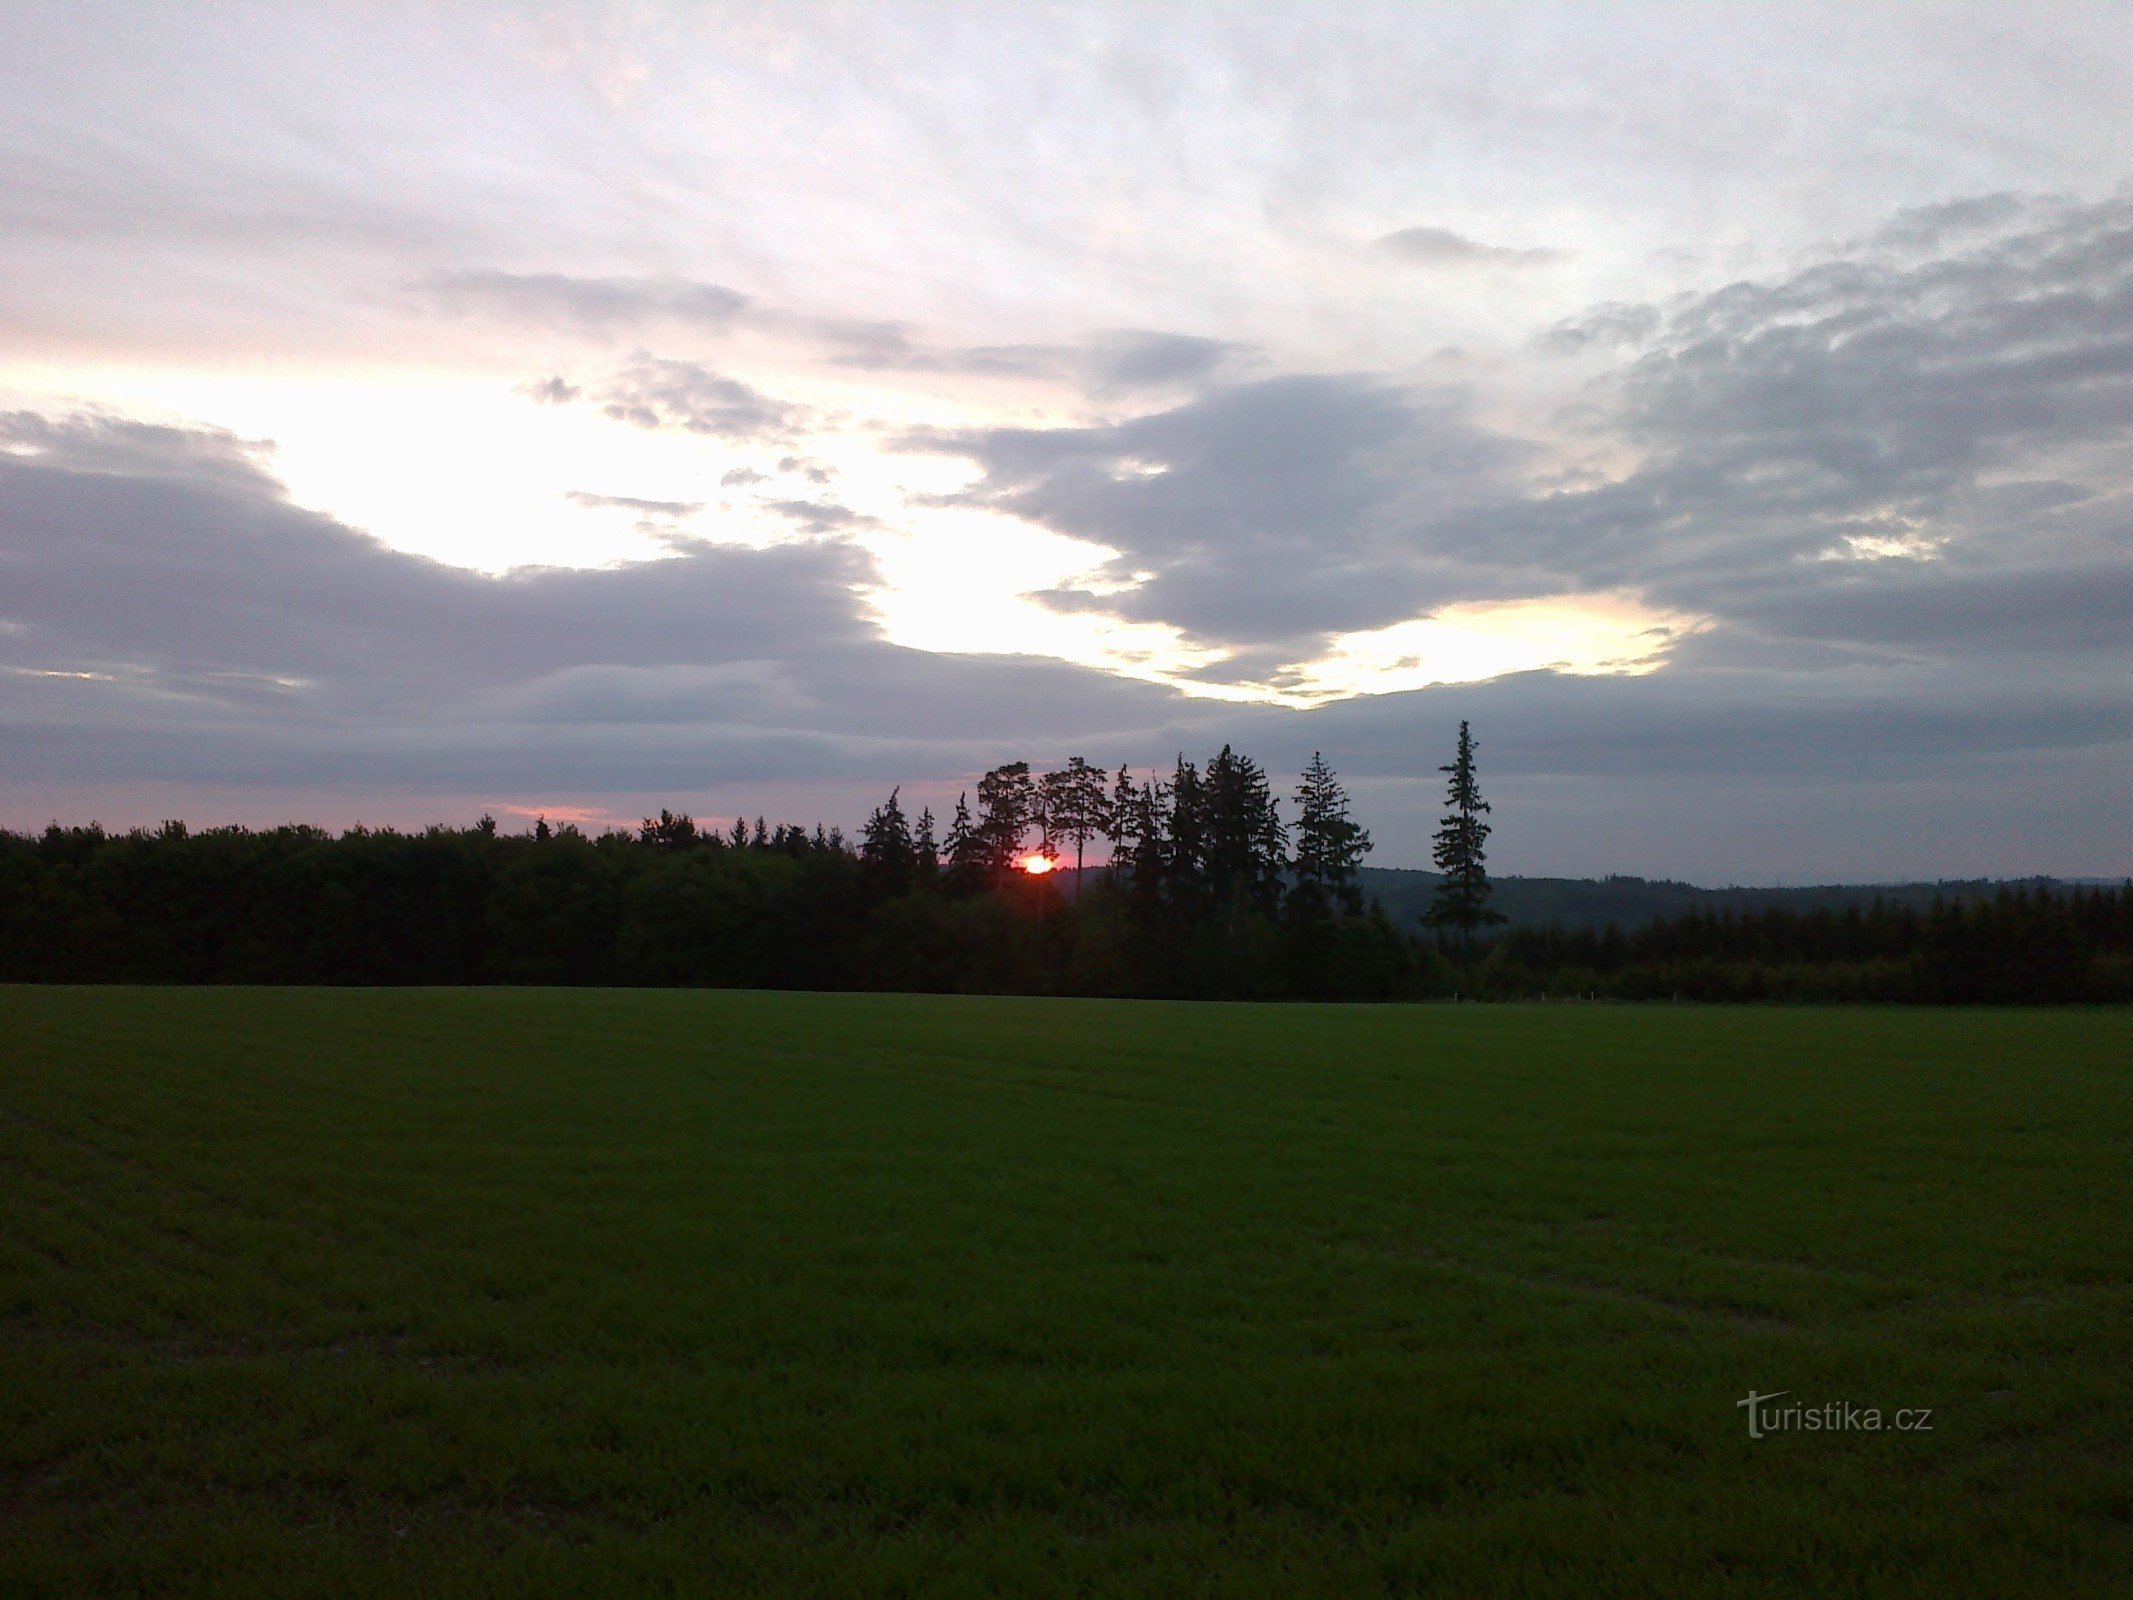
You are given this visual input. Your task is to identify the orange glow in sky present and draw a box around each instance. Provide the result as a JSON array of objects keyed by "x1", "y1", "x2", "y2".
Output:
[{"x1": 1017, "y1": 853, "x2": 1057, "y2": 875}]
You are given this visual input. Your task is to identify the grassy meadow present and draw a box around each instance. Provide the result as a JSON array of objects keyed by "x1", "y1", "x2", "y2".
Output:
[{"x1": 2, "y1": 987, "x2": 2129, "y2": 1596}]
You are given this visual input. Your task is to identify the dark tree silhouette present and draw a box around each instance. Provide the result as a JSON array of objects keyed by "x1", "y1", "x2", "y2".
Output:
[
  {"x1": 1201, "y1": 745, "x2": 1287, "y2": 914},
  {"x1": 3, "y1": 771, "x2": 2126, "y2": 1004},
  {"x1": 943, "y1": 792, "x2": 989, "y2": 897},
  {"x1": 975, "y1": 762, "x2": 1036, "y2": 880},
  {"x1": 913, "y1": 806, "x2": 939, "y2": 885},
  {"x1": 860, "y1": 788, "x2": 918, "y2": 896},
  {"x1": 1425, "y1": 720, "x2": 1504, "y2": 977},
  {"x1": 641, "y1": 809, "x2": 699, "y2": 852},
  {"x1": 1040, "y1": 756, "x2": 1111, "y2": 894},
  {"x1": 1292, "y1": 751, "x2": 1371, "y2": 916}
]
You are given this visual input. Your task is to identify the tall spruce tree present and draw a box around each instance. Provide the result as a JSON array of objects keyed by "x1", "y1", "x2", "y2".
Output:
[
  {"x1": 859, "y1": 788, "x2": 917, "y2": 896},
  {"x1": 1292, "y1": 751, "x2": 1372, "y2": 916},
  {"x1": 1202, "y1": 745, "x2": 1287, "y2": 914},
  {"x1": 913, "y1": 806, "x2": 939, "y2": 886},
  {"x1": 1105, "y1": 765, "x2": 1141, "y2": 887},
  {"x1": 943, "y1": 792, "x2": 988, "y2": 897},
  {"x1": 1425, "y1": 720, "x2": 1504, "y2": 975},
  {"x1": 1166, "y1": 756, "x2": 1207, "y2": 910}
]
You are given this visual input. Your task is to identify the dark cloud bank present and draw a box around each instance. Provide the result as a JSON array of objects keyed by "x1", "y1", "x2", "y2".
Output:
[{"x1": 5, "y1": 194, "x2": 2130, "y2": 878}]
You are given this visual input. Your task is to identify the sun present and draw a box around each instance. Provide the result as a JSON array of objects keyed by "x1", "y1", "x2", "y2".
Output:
[{"x1": 1017, "y1": 853, "x2": 1057, "y2": 875}]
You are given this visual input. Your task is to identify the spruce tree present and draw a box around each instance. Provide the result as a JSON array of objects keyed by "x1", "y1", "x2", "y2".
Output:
[
  {"x1": 913, "y1": 806, "x2": 939, "y2": 885},
  {"x1": 1105, "y1": 765, "x2": 1141, "y2": 887},
  {"x1": 943, "y1": 792, "x2": 988, "y2": 897},
  {"x1": 859, "y1": 787, "x2": 916, "y2": 896},
  {"x1": 1425, "y1": 720, "x2": 1504, "y2": 977},
  {"x1": 1292, "y1": 751, "x2": 1371, "y2": 916},
  {"x1": 1202, "y1": 745, "x2": 1287, "y2": 914}
]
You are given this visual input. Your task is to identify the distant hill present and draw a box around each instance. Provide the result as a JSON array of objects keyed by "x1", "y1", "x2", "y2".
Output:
[
  {"x1": 1352, "y1": 868, "x2": 2128, "y2": 934},
  {"x1": 1047, "y1": 865, "x2": 2124, "y2": 933}
]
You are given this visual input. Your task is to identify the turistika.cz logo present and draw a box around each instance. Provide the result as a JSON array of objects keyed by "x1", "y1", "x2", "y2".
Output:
[{"x1": 1737, "y1": 1391, "x2": 1934, "y2": 1439}]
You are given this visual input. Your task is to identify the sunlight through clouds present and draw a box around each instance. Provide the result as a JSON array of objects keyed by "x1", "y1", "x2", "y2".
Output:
[{"x1": 1274, "y1": 594, "x2": 1705, "y2": 707}]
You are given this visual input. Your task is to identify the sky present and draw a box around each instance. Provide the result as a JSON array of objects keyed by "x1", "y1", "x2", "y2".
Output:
[{"x1": 2, "y1": 0, "x2": 2129, "y2": 882}]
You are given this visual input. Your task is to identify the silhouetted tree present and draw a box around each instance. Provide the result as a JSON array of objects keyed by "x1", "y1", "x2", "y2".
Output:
[
  {"x1": 1166, "y1": 756, "x2": 1207, "y2": 911},
  {"x1": 641, "y1": 809, "x2": 699, "y2": 852},
  {"x1": 1040, "y1": 756, "x2": 1111, "y2": 894},
  {"x1": 975, "y1": 761, "x2": 1036, "y2": 880},
  {"x1": 943, "y1": 792, "x2": 989, "y2": 898},
  {"x1": 1425, "y1": 720, "x2": 1503, "y2": 977},
  {"x1": 1202, "y1": 745, "x2": 1287, "y2": 915},
  {"x1": 914, "y1": 806, "x2": 939, "y2": 887},
  {"x1": 1292, "y1": 751, "x2": 1371, "y2": 916},
  {"x1": 859, "y1": 787, "x2": 918, "y2": 896}
]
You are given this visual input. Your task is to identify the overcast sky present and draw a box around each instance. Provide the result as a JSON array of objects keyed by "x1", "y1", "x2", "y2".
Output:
[{"x1": 3, "y1": 1, "x2": 2129, "y2": 881}]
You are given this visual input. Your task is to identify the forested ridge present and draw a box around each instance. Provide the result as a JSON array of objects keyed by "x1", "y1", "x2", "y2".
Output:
[{"x1": 4, "y1": 746, "x2": 2127, "y2": 1001}]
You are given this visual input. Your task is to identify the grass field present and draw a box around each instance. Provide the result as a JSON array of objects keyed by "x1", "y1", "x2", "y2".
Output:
[{"x1": 3, "y1": 988, "x2": 2129, "y2": 1597}]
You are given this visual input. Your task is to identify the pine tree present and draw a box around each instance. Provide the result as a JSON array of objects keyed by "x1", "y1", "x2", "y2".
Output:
[
  {"x1": 1114, "y1": 768, "x2": 1170, "y2": 921},
  {"x1": 1166, "y1": 756, "x2": 1207, "y2": 908},
  {"x1": 913, "y1": 806, "x2": 939, "y2": 885},
  {"x1": 1425, "y1": 720, "x2": 1504, "y2": 977},
  {"x1": 1291, "y1": 751, "x2": 1371, "y2": 916},
  {"x1": 943, "y1": 792, "x2": 988, "y2": 897},
  {"x1": 975, "y1": 761, "x2": 1035, "y2": 880},
  {"x1": 1105, "y1": 765, "x2": 1141, "y2": 886},
  {"x1": 1040, "y1": 756, "x2": 1111, "y2": 894},
  {"x1": 1202, "y1": 745, "x2": 1287, "y2": 914},
  {"x1": 640, "y1": 808, "x2": 697, "y2": 851},
  {"x1": 859, "y1": 787, "x2": 917, "y2": 896}
]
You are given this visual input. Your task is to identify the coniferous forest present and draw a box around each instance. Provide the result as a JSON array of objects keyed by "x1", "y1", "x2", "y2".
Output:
[{"x1": 3, "y1": 744, "x2": 2128, "y2": 1002}]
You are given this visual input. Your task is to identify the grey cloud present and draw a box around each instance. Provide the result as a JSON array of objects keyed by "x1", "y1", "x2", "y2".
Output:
[
  {"x1": 0, "y1": 415, "x2": 868, "y2": 715},
  {"x1": 0, "y1": 411, "x2": 1184, "y2": 795},
  {"x1": 522, "y1": 376, "x2": 581, "y2": 404},
  {"x1": 1082, "y1": 330, "x2": 1247, "y2": 394},
  {"x1": 832, "y1": 342, "x2": 1068, "y2": 380},
  {"x1": 564, "y1": 491, "x2": 703, "y2": 518},
  {"x1": 594, "y1": 357, "x2": 802, "y2": 441},
  {"x1": 1540, "y1": 301, "x2": 1666, "y2": 352},
  {"x1": 1374, "y1": 225, "x2": 1565, "y2": 268},
  {"x1": 1865, "y1": 192, "x2": 2035, "y2": 254},
  {"x1": 1730, "y1": 559, "x2": 2133, "y2": 659},
  {"x1": 912, "y1": 373, "x2": 1530, "y2": 639},
  {"x1": 764, "y1": 499, "x2": 874, "y2": 534},
  {"x1": 820, "y1": 321, "x2": 1243, "y2": 397},
  {"x1": 426, "y1": 272, "x2": 752, "y2": 334},
  {"x1": 1490, "y1": 194, "x2": 2133, "y2": 633},
  {"x1": 0, "y1": 410, "x2": 283, "y2": 499}
]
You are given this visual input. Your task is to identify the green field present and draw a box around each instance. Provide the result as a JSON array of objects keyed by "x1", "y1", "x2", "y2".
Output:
[{"x1": 3, "y1": 989, "x2": 2129, "y2": 1597}]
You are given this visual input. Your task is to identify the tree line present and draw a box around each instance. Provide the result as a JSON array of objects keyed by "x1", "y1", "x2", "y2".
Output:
[
  {"x1": 0, "y1": 748, "x2": 1417, "y2": 999},
  {"x1": 2, "y1": 731, "x2": 2125, "y2": 1001}
]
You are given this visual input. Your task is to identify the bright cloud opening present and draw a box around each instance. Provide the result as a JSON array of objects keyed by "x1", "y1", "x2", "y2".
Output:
[{"x1": 1266, "y1": 592, "x2": 1705, "y2": 707}]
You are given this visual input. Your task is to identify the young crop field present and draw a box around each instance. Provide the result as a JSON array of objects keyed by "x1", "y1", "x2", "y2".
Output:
[{"x1": 2, "y1": 988, "x2": 2128, "y2": 1597}]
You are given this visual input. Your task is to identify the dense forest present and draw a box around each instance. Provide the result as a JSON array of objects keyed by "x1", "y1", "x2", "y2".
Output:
[{"x1": 3, "y1": 746, "x2": 2128, "y2": 1002}]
